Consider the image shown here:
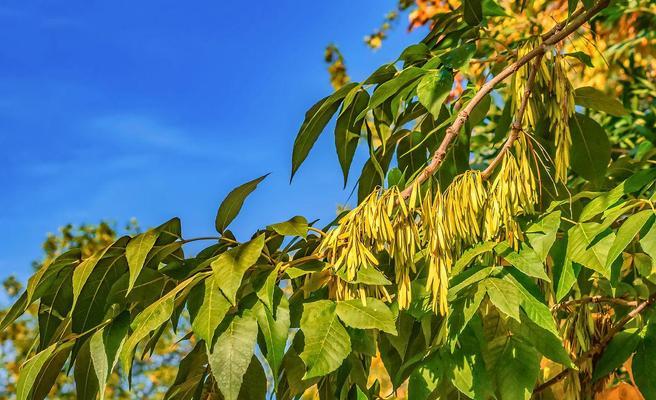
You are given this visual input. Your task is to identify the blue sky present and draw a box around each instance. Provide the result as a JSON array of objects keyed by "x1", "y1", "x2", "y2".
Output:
[{"x1": 0, "y1": 1, "x2": 424, "y2": 284}]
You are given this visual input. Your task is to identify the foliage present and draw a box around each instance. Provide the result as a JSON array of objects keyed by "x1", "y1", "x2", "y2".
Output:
[
  {"x1": 3, "y1": 0, "x2": 656, "y2": 399},
  {"x1": 0, "y1": 221, "x2": 188, "y2": 399}
]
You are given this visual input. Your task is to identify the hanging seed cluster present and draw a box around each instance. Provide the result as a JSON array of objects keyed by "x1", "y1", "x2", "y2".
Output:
[
  {"x1": 317, "y1": 157, "x2": 537, "y2": 315},
  {"x1": 512, "y1": 41, "x2": 575, "y2": 182}
]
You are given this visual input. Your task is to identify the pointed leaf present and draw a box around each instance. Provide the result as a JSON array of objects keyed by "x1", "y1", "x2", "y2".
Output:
[
  {"x1": 253, "y1": 295, "x2": 290, "y2": 383},
  {"x1": 574, "y1": 86, "x2": 627, "y2": 116},
  {"x1": 209, "y1": 312, "x2": 259, "y2": 400},
  {"x1": 417, "y1": 69, "x2": 453, "y2": 120},
  {"x1": 212, "y1": 234, "x2": 265, "y2": 304},
  {"x1": 188, "y1": 275, "x2": 232, "y2": 344},
  {"x1": 269, "y1": 216, "x2": 308, "y2": 239},
  {"x1": 291, "y1": 83, "x2": 358, "y2": 179},
  {"x1": 215, "y1": 174, "x2": 268, "y2": 233},
  {"x1": 300, "y1": 300, "x2": 351, "y2": 379},
  {"x1": 90, "y1": 312, "x2": 130, "y2": 400},
  {"x1": 569, "y1": 112, "x2": 610, "y2": 183},
  {"x1": 335, "y1": 298, "x2": 397, "y2": 334},
  {"x1": 126, "y1": 229, "x2": 159, "y2": 294}
]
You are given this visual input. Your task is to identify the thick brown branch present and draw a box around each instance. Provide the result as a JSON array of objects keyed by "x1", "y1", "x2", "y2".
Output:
[
  {"x1": 400, "y1": 0, "x2": 610, "y2": 199},
  {"x1": 481, "y1": 55, "x2": 542, "y2": 179}
]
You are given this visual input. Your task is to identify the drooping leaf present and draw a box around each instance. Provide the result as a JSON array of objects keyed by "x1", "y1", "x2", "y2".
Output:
[
  {"x1": 481, "y1": 277, "x2": 521, "y2": 321},
  {"x1": 120, "y1": 275, "x2": 199, "y2": 376},
  {"x1": 300, "y1": 300, "x2": 351, "y2": 379},
  {"x1": 90, "y1": 312, "x2": 130, "y2": 400},
  {"x1": 188, "y1": 275, "x2": 232, "y2": 345},
  {"x1": 363, "y1": 68, "x2": 426, "y2": 119},
  {"x1": 453, "y1": 242, "x2": 497, "y2": 274},
  {"x1": 605, "y1": 210, "x2": 653, "y2": 270},
  {"x1": 238, "y1": 356, "x2": 267, "y2": 400},
  {"x1": 126, "y1": 229, "x2": 159, "y2": 294},
  {"x1": 335, "y1": 89, "x2": 368, "y2": 186},
  {"x1": 565, "y1": 51, "x2": 593, "y2": 67},
  {"x1": 574, "y1": 86, "x2": 627, "y2": 116},
  {"x1": 634, "y1": 323, "x2": 656, "y2": 398},
  {"x1": 417, "y1": 69, "x2": 454, "y2": 120},
  {"x1": 215, "y1": 174, "x2": 269, "y2": 233},
  {"x1": 495, "y1": 242, "x2": 550, "y2": 281},
  {"x1": 641, "y1": 216, "x2": 656, "y2": 261},
  {"x1": 72, "y1": 241, "x2": 117, "y2": 308},
  {"x1": 75, "y1": 340, "x2": 99, "y2": 400},
  {"x1": 253, "y1": 294, "x2": 290, "y2": 384},
  {"x1": 592, "y1": 329, "x2": 642, "y2": 381},
  {"x1": 397, "y1": 130, "x2": 427, "y2": 178},
  {"x1": 212, "y1": 234, "x2": 265, "y2": 304},
  {"x1": 493, "y1": 336, "x2": 540, "y2": 400},
  {"x1": 525, "y1": 211, "x2": 561, "y2": 262},
  {"x1": 208, "y1": 311, "x2": 259, "y2": 400},
  {"x1": 443, "y1": 43, "x2": 476, "y2": 69},
  {"x1": 16, "y1": 344, "x2": 58, "y2": 400},
  {"x1": 569, "y1": 112, "x2": 610, "y2": 183},
  {"x1": 72, "y1": 254, "x2": 128, "y2": 334},
  {"x1": 291, "y1": 82, "x2": 359, "y2": 179},
  {"x1": 463, "y1": 0, "x2": 483, "y2": 25},
  {"x1": 269, "y1": 216, "x2": 308, "y2": 239},
  {"x1": 335, "y1": 298, "x2": 397, "y2": 334}
]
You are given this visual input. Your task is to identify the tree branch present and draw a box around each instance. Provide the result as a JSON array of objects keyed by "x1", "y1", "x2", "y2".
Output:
[
  {"x1": 551, "y1": 295, "x2": 639, "y2": 311},
  {"x1": 481, "y1": 55, "x2": 542, "y2": 179},
  {"x1": 400, "y1": 0, "x2": 610, "y2": 199}
]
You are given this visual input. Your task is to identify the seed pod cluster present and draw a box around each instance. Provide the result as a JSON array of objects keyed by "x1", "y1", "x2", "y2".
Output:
[
  {"x1": 548, "y1": 54, "x2": 575, "y2": 182},
  {"x1": 317, "y1": 152, "x2": 538, "y2": 315},
  {"x1": 513, "y1": 42, "x2": 574, "y2": 182}
]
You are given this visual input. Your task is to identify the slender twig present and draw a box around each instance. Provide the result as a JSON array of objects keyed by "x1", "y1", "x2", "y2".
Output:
[
  {"x1": 179, "y1": 236, "x2": 222, "y2": 244},
  {"x1": 400, "y1": 0, "x2": 610, "y2": 199},
  {"x1": 551, "y1": 295, "x2": 639, "y2": 311},
  {"x1": 481, "y1": 55, "x2": 542, "y2": 179}
]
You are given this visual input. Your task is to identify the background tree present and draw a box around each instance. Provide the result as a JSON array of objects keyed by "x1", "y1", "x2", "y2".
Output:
[
  {"x1": 2, "y1": 0, "x2": 656, "y2": 399},
  {"x1": 0, "y1": 221, "x2": 189, "y2": 399}
]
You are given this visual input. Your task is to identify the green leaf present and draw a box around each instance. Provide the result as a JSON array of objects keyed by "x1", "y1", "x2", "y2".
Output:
[
  {"x1": 463, "y1": 0, "x2": 483, "y2": 25},
  {"x1": 363, "y1": 67, "x2": 426, "y2": 119},
  {"x1": 120, "y1": 275, "x2": 198, "y2": 376},
  {"x1": 38, "y1": 268, "x2": 73, "y2": 350},
  {"x1": 72, "y1": 254, "x2": 128, "y2": 334},
  {"x1": 552, "y1": 240, "x2": 579, "y2": 302},
  {"x1": 335, "y1": 89, "x2": 368, "y2": 186},
  {"x1": 269, "y1": 216, "x2": 308, "y2": 239},
  {"x1": 606, "y1": 210, "x2": 653, "y2": 270},
  {"x1": 16, "y1": 344, "x2": 58, "y2": 400},
  {"x1": 569, "y1": 112, "x2": 610, "y2": 183},
  {"x1": 483, "y1": 0, "x2": 508, "y2": 17},
  {"x1": 417, "y1": 69, "x2": 454, "y2": 120},
  {"x1": 482, "y1": 277, "x2": 521, "y2": 321},
  {"x1": 443, "y1": 43, "x2": 476, "y2": 69},
  {"x1": 634, "y1": 323, "x2": 656, "y2": 398},
  {"x1": 291, "y1": 82, "x2": 358, "y2": 179},
  {"x1": 574, "y1": 86, "x2": 627, "y2": 116},
  {"x1": 503, "y1": 272, "x2": 560, "y2": 336},
  {"x1": 397, "y1": 130, "x2": 428, "y2": 178},
  {"x1": 453, "y1": 242, "x2": 497, "y2": 275},
  {"x1": 188, "y1": 275, "x2": 232, "y2": 345},
  {"x1": 640, "y1": 215, "x2": 656, "y2": 261},
  {"x1": 567, "y1": 222, "x2": 615, "y2": 277},
  {"x1": 565, "y1": 51, "x2": 593, "y2": 67},
  {"x1": 253, "y1": 294, "x2": 290, "y2": 384},
  {"x1": 526, "y1": 211, "x2": 561, "y2": 262},
  {"x1": 238, "y1": 356, "x2": 267, "y2": 400},
  {"x1": 75, "y1": 340, "x2": 99, "y2": 400},
  {"x1": 90, "y1": 312, "x2": 130, "y2": 400},
  {"x1": 212, "y1": 234, "x2": 265, "y2": 304},
  {"x1": 300, "y1": 300, "x2": 351, "y2": 379},
  {"x1": 335, "y1": 298, "x2": 397, "y2": 334},
  {"x1": 72, "y1": 243, "x2": 115, "y2": 308},
  {"x1": 493, "y1": 336, "x2": 540, "y2": 400},
  {"x1": 363, "y1": 64, "x2": 397, "y2": 85},
  {"x1": 511, "y1": 313, "x2": 574, "y2": 368},
  {"x1": 592, "y1": 330, "x2": 642, "y2": 381},
  {"x1": 126, "y1": 229, "x2": 159, "y2": 294},
  {"x1": 215, "y1": 175, "x2": 269, "y2": 233},
  {"x1": 255, "y1": 265, "x2": 280, "y2": 312},
  {"x1": 209, "y1": 311, "x2": 259, "y2": 400},
  {"x1": 495, "y1": 242, "x2": 550, "y2": 281}
]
